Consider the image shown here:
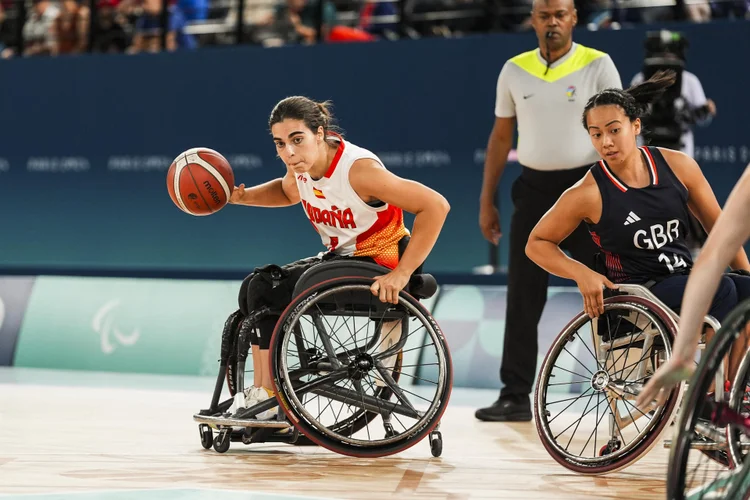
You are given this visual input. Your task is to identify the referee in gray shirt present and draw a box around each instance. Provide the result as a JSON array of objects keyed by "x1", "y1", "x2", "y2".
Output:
[{"x1": 477, "y1": 0, "x2": 622, "y2": 422}]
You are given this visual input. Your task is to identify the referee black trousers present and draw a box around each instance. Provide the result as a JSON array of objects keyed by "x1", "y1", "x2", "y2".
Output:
[{"x1": 499, "y1": 165, "x2": 599, "y2": 401}]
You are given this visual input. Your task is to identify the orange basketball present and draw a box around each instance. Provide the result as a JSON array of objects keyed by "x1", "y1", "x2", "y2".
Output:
[{"x1": 167, "y1": 147, "x2": 234, "y2": 216}]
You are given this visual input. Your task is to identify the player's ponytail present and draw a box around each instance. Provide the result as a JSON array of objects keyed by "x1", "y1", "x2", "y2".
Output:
[
  {"x1": 269, "y1": 96, "x2": 343, "y2": 141},
  {"x1": 316, "y1": 100, "x2": 331, "y2": 125},
  {"x1": 626, "y1": 70, "x2": 677, "y2": 116},
  {"x1": 581, "y1": 70, "x2": 678, "y2": 129}
]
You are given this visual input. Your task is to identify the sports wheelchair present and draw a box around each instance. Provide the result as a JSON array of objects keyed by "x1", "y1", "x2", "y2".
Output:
[
  {"x1": 667, "y1": 297, "x2": 750, "y2": 499},
  {"x1": 193, "y1": 259, "x2": 453, "y2": 458},
  {"x1": 534, "y1": 280, "x2": 749, "y2": 479}
]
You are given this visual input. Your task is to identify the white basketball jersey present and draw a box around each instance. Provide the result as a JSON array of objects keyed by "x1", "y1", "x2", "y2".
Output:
[{"x1": 294, "y1": 136, "x2": 410, "y2": 270}]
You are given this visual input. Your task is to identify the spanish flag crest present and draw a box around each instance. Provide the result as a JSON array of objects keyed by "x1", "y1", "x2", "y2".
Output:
[{"x1": 313, "y1": 187, "x2": 325, "y2": 199}]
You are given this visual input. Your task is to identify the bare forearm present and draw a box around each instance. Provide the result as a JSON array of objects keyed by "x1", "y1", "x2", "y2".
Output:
[
  {"x1": 673, "y1": 257, "x2": 726, "y2": 362},
  {"x1": 396, "y1": 204, "x2": 449, "y2": 275},
  {"x1": 526, "y1": 239, "x2": 589, "y2": 282},
  {"x1": 480, "y1": 136, "x2": 512, "y2": 204},
  {"x1": 232, "y1": 179, "x2": 295, "y2": 207}
]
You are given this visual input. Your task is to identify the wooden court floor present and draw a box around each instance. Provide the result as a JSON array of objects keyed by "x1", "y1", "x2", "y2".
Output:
[{"x1": 0, "y1": 368, "x2": 669, "y2": 500}]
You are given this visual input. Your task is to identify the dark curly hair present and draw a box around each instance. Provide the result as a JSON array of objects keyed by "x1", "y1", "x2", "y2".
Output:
[{"x1": 581, "y1": 70, "x2": 677, "y2": 129}]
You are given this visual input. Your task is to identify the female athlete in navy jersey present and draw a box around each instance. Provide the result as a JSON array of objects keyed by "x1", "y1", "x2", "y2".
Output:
[{"x1": 525, "y1": 71, "x2": 750, "y2": 383}]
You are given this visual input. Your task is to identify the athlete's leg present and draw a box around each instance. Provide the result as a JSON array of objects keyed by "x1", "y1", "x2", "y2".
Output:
[
  {"x1": 650, "y1": 274, "x2": 738, "y2": 324},
  {"x1": 652, "y1": 274, "x2": 739, "y2": 387},
  {"x1": 247, "y1": 256, "x2": 321, "y2": 389},
  {"x1": 236, "y1": 275, "x2": 263, "y2": 387},
  {"x1": 234, "y1": 256, "x2": 321, "y2": 417}
]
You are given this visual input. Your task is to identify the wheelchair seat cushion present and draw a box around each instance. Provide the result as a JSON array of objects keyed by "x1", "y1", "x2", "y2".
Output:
[{"x1": 292, "y1": 259, "x2": 437, "y2": 300}]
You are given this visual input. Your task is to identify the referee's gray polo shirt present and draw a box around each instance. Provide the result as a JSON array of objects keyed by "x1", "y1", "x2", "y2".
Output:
[{"x1": 495, "y1": 43, "x2": 622, "y2": 171}]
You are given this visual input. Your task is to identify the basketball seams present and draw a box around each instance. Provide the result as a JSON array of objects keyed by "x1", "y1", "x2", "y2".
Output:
[
  {"x1": 191, "y1": 151, "x2": 232, "y2": 199},
  {"x1": 184, "y1": 163, "x2": 215, "y2": 214},
  {"x1": 172, "y1": 154, "x2": 190, "y2": 213},
  {"x1": 168, "y1": 147, "x2": 233, "y2": 216}
]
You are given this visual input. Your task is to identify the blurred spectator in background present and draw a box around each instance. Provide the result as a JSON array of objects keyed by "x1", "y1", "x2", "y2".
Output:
[
  {"x1": 262, "y1": 0, "x2": 337, "y2": 44},
  {"x1": 93, "y1": 0, "x2": 130, "y2": 52},
  {"x1": 55, "y1": 0, "x2": 90, "y2": 55},
  {"x1": 0, "y1": 2, "x2": 8, "y2": 57},
  {"x1": 684, "y1": 0, "x2": 712, "y2": 21},
  {"x1": 0, "y1": 0, "x2": 18, "y2": 58},
  {"x1": 224, "y1": 0, "x2": 275, "y2": 44},
  {"x1": 487, "y1": 0, "x2": 532, "y2": 32},
  {"x1": 177, "y1": 0, "x2": 207, "y2": 21},
  {"x1": 0, "y1": 0, "x2": 742, "y2": 57},
  {"x1": 359, "y1": 0, "x2": 398, "y2": 38},
  {"x1": 128, "y1": 0, "x2": 196, "y2": 52},
  {"x1": 710, "y1": 0, "x2": 749, "y2": 19},
  {"x1": 225, "y1": 0, "x2": 274, "y2": 30},
  {"x1": 576, "y1": 0, "x2": 620, "y2": 30},
  {"x1": 23, "y1": 0, "x2": 59, "y2": 56}
]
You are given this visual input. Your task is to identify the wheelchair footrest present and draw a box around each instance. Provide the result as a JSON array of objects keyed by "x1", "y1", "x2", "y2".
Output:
[{"x1": 193, "y1": 413, "x2": 293, "y2": 429}]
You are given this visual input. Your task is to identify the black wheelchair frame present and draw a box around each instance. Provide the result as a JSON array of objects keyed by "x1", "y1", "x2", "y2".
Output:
[{"x1": 193, "y1": 259, "x2": 452, "y2": 458}]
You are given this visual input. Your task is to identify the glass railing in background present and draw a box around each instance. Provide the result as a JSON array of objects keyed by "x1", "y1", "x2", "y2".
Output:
[{"x1": 0, "y1": 0, "x2": 746, "y2": 58}]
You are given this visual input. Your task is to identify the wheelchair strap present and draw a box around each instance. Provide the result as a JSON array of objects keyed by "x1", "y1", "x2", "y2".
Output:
[{"x1": 254, "y1": 264, "x2": 287, "y2": 288}]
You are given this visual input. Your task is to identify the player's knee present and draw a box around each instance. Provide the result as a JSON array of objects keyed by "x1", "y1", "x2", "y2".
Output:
[
  {"x1": 245, "y1": 264, "x2": 294, "y2": 314},
  {"x1": 729, "y1": 273, "x2": 750, "y2": 302},
  {"x1": 239, "y1": 271, "x2": 276, "y2": 316},
  {"x1": 709, "y1": 276, "x2": 739, "y2": 322},
  {"x1": 244, "y1": 273, "x2": 270, "y2": 314},
  {"x1": 717, "y1": 276, "x2": 738, "y2": 302}
]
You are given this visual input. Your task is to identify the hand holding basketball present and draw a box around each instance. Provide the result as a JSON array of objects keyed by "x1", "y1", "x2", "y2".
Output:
[{"x1": 229, "y1": 184, "x2": 246, "y2": 204}]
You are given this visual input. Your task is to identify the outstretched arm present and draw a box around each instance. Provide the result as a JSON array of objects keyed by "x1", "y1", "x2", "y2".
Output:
[
  {"x1": 526, "y1": 176, "x2": 617, "y2": 318},
  {"x1": 349, "y1": 159, "x2": 450, "y2": 303},
  {"x1": 229, "y1": 166, "x2": 300, "y2": 207}
]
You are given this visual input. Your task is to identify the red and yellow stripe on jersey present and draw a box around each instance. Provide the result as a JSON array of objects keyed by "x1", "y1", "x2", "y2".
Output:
[{"x1": 295, "y1": 135, "x2": 410, "y2": 269}]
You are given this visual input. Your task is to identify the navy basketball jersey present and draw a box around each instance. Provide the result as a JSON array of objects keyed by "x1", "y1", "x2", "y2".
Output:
[{"x1": 586, "y1": 146, "x2": 694, "y2": 284}]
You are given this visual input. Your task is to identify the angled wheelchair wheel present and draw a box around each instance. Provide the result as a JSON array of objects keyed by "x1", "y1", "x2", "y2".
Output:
[
  {"x1": 232, "y1": 326, "x2": 404, "y2": 442},
  {"x1": 535, "y1": 295, "x2": 682, "y2": 474},
  {"x1": 222, "y1": 300, "x2": 405, "y2": 447},
  {"x1": 668, "y1": 299, "x2": 750, "y2": 500},
  {"x1": 270, "y1": 276, "x2": 452, "y2": 458},
  {"x1": 727, "y1": 346, "x2": 750, "y2": 469}
]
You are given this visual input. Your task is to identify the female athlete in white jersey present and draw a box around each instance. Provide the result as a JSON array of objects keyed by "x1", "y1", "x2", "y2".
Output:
[
  {"x1": 226, "y1": 96, "x2": 450, "y2": 416},
  {"x1": 637, "y1": 162, "x2": 750, "y2": 407}
]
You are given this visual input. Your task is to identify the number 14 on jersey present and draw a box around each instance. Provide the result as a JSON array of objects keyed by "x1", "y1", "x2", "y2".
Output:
[{"x1": 659, "y1": 252, "x2": 688, "y2": 273}]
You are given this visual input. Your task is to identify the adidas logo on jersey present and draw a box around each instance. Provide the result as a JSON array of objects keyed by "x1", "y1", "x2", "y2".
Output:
[{"x1": 624, "y1": 212, "x2": 641, "y2": 226}]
